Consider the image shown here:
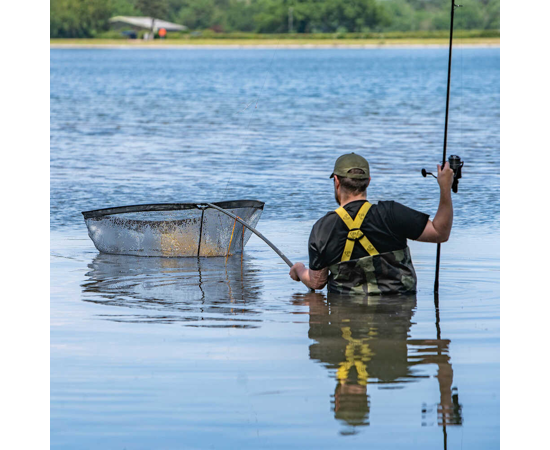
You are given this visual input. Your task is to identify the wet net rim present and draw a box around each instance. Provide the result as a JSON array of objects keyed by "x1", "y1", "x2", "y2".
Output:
[{"x1": 82, "y1": 200, "x2": 265, "y2": 219}]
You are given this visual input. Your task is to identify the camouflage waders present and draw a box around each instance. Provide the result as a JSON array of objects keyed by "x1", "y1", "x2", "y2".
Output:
[{"x1": 328, "y1": 202, "x2": 417, "y2": 296}]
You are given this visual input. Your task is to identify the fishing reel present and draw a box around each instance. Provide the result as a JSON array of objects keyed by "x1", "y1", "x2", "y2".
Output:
[{"x1": 421, "y1": 155, "x2": 464, "y2": 193}]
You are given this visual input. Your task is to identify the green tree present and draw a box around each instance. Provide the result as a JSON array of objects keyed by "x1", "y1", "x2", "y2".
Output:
[
  {"x1": 135, "y1": 0, "x2": 169, "y2": 18},
  {"x1": 225, "y1": 0, "x2": 261, "y2": 32},
  {"x1": 50, "y1": 0, "x2": 112, "y2": 38},
  {"x1": 111, "y1": 0, "x2": 139, "y2": 16},
  {"x1": 484, "y1": 0, "x2": 500, "y2": 29},
  {"x1": 51, "y1": 0, "x2": 500, "y2": 37},
  {"x1": 253, "y1": 0, "x2": 288, "y2": 33},
  {"x1": 177, "y1": 0, "x2": 217, "y2": 29},
  {"x1": 318, "y1": 0, "x2": 390, "y2": 32}
]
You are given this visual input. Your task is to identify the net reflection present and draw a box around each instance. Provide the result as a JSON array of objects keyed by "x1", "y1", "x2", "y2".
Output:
[
  {"x1": 81, "y1": 253, "x2": 263, "y2": 327},
  {"x1": 296, "y1": 292, "x2": 462, "y2": 434}
]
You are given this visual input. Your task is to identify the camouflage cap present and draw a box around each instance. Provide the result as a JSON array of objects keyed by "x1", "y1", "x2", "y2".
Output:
[{"x1": 330, "y1": 153, "x2": 370, "y2": 180}]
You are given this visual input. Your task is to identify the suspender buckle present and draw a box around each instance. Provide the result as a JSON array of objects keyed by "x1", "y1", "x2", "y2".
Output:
[{"x1": 347, "y1": 229, "x2": 364, "y2": 241}]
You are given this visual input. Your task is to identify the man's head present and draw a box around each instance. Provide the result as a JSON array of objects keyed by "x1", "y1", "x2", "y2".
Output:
[{"x1": 330, "y1": 153, "x2": 371, "y2": 205}]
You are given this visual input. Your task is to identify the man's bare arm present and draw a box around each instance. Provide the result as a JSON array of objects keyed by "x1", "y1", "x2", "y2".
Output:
[
  {"x1": 417, "y1": 163, "x2": 454, "y2": 243},
  {"x1": 289, "y1": 263, "x2": 328, "y2": 290}
]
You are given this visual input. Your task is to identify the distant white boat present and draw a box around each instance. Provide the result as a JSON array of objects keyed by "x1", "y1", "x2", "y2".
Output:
[{"x1": 109, "y1": 16, "x2": 187, "y2": 33}]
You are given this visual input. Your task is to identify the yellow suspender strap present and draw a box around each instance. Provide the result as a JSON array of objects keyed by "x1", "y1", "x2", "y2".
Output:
[{"x1": 334, "y1": 202, "x2": 379, "y2": 261}]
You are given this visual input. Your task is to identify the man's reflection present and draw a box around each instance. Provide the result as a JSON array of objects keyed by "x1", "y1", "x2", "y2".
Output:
[
  {"x1": 297, "y1": 292, "x2": 462, "y2": 432},
  {"x1": 81, "y1": 253, "x2": 262, "y2": 326}
]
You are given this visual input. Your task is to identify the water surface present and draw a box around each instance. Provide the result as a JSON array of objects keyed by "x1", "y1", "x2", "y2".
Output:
[{"x1": 51, "y1": 48, "x2": 499, "y2": 449}]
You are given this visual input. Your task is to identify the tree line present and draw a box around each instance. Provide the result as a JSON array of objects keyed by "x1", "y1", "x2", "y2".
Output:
[{"x1": 51, "y1": 0, "x2": 500, "y2": 38}]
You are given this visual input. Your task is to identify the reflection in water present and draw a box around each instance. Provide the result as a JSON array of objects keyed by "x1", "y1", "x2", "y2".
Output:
[
  {"x1": 82, "y1": 253, "x2": 263, "y2": 327},
  {"x1": 82, "y1": 256, "x2": 463, "y2": 439},
  {"x1": 296, "y1": 292, "x2": 462, "y2": 435}
]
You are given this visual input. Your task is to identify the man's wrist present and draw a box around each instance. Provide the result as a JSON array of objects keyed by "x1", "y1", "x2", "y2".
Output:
[{"x1": 439, "y1": 186, "x2": 452, "y2": 197}]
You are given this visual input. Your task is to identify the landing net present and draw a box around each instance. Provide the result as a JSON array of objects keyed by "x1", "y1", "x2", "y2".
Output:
[{"x1": 82, "y1": 200, "x2": 264, "y2": 257}]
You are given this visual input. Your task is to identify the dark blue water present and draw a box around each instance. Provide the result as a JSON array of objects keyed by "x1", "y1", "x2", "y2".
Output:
[
  {"x1": 51, "y1": 48, "x2": 499, "y2": 229},
  {"x1": 51, "y1": 48, "x2": 499, "y2": 449}
]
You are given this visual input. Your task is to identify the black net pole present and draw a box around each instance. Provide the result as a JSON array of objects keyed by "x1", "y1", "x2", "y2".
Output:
[{"x1": 434, "y1": 0, "x2": 458, "y2": 295}]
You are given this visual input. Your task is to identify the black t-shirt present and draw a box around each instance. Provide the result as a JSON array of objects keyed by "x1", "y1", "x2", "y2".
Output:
[{"x1": 309, "y1": 200, "x2": 429, "y2": 270}]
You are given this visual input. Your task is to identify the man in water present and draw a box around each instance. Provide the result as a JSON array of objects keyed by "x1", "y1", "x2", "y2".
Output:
[{"x1": 289, "y1": 153, "x2": 454, "y2": 295}]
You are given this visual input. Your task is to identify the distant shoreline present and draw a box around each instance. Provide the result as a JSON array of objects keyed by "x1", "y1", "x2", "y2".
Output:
[{"x1": 50, "y1": 38, "x2": 500, "y2": 49}]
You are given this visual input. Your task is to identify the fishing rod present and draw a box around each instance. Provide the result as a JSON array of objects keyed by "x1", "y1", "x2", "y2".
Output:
[
  {"x1": 421, "y1": 0, "x2": 464, "y2": 295},
  {"x1": 206, "y1": 203, "x2": 293, "y2": 268}
]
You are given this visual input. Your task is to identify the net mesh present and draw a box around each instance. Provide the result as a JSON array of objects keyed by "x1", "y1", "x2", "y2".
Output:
[{"x1": 83, "y1": 202, "x2": 263, "y2": 257}]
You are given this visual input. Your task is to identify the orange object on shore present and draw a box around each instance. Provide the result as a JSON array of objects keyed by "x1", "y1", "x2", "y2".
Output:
[{"x1": 158, "y1": 28, "x2": 167, "y2": 38}]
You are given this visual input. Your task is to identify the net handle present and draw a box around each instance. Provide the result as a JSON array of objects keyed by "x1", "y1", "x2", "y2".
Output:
[{"x1": 206, "y1": 203, "x2": 293, "y2": 268}]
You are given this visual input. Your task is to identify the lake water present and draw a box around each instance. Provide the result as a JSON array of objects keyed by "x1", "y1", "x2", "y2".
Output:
[{"x1": 51, "y1": 48, "x2": 500, "y2": 449}]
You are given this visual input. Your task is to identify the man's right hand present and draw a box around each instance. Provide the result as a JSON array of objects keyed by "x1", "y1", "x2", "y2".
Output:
[
  {"x1": 417, "y1": 163, "x2": 455, "y2": 244},
  {"x1": 437, "y1": 163, "x2": 454, "y2": 191},
  {"x1": 289, "y1": 262, "x2": 305, "y2": 282}
]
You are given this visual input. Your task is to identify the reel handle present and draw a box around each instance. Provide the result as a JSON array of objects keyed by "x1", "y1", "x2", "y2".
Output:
[
  {"x1": 421, "y1": 155, "x2": 464, "y2": 192},
  {"x1": 421, "y1": 168, "x2": 437, "y2": 179}
]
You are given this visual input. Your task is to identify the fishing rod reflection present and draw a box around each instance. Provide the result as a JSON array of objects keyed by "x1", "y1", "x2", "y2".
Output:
[
  {"x1": 295, "y1": 292, "x2": 462, "y2": 433},
  {"x1": 81, "y1": 253, "x2": 263, "y2": 327}
]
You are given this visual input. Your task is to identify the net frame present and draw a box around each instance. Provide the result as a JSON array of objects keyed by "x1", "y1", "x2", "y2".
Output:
[
  {"x1": 82, "y1": 200, "x2": 265, "y2": 258},
  {"x1": 82, "y1": 200, "x2": 264, "y2": 219}
]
